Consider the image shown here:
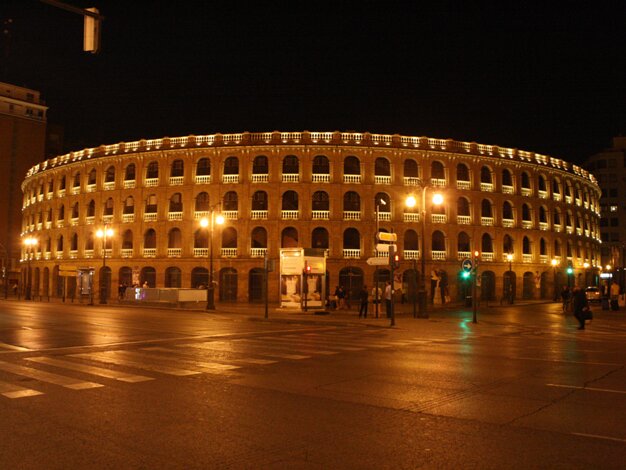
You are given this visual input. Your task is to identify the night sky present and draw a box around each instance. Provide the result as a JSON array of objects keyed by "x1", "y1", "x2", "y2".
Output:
[{"x1": 2, "y1": 1, "x2": 626, "y2": 164}]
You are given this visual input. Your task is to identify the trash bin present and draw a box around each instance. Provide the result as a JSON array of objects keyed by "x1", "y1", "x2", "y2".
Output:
[{"x1": 465, "y1": 296, "x2": 472, "y2": 307}]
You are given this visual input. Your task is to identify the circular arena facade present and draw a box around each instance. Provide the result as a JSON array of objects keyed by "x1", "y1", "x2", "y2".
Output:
[{"x1": 21, "y1": 131, "x2": 601, "y2": 305}]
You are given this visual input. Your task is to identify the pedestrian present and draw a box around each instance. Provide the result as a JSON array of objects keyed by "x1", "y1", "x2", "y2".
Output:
[
  {"x1": 359, "y1": 285, "x2": 369, "y2": 318},
  {"x1": 610, "y1": 280, "x2": 620, "y2": 311},
  {"x1": 439, "y1": 270, "x2": 448, "y2": 304},
  {"x1": 336, "y1": 285, "x2": 346, "y2": 310},
  {"x1": 384, "y1": 281, "x2": 392, "y2": 318},
  {"x1": 430, "y1": 270, "x2": 440, "y2": 304},
  {"x1": 560, "y1": 286, "x2": 570, "y2": 312},
  {"x1": 118, "y1": 282, "x2": 127, "y2": 300},
  {"x1": 142, "y1": 281, "x2": 149, "y2": 288},
  {"x1": 572, "y1": 286, "x2": 589, "y2": 330},
  {"x1": 371, "y1": 284, "x2": 382, "y2": 316}
]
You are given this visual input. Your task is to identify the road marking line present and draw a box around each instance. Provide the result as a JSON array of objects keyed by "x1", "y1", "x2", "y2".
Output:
[
  {"x1": 170, "y1": 344, "x2": 277, "y2": 364},
  {"x1": 26, "y1": 356, "x2": 154, "y2": 383},
  {"x1": 72, "y1": 352, "x2": 202, "y2": 376},
  {"x1": 572, "y1": 432, "x2": 626, "y2": 443},
  {"x1": 515, "y1": 357, "x2": 622, "y2": 366},
  {"x1": 267, "y1": 337, "x2": 364, "y2": 351},
  {"x1": 0, "y1": 342, "x2": 30, "y2": 351},
  {"x1": 0, "y1": 360, "x2": 103, "y2": 390},
  {"x1": 168, "y1": 344, "x2": 311, "y2": 361},
  {"x1": 546, "y1": 384, "x2": 626, "y2": 394},
  {"x1": 0, "y1": 379, "x2": 43, "y2": 399},
  {"x1": 238, "y1": 339, "x2": 338, "y2": 355}
]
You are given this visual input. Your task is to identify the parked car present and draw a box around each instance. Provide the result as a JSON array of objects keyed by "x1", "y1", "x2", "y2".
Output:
[{"x1": 585, "y1": 286, "x2": 601, "y2": 303}]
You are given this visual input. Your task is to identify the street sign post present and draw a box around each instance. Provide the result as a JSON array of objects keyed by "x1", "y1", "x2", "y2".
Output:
[
  {"x1": 366, "y1": 257, "x2": 389, "y2": 266},
  {"x1": 462, "y1": 259, "x2": 473, "y2": 272}
]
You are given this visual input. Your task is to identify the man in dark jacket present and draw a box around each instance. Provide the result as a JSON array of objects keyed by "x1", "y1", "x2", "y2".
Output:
[
  {"x1": 359, "y1": 285, "x2": 369, "y2": 318},
  {"x1": 572, "y1": 286, "x2": 589, "y2": 330}
]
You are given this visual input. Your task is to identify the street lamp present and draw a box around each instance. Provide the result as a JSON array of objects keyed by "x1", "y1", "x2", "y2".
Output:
[
  {"x1": 22, "y1": 237, "x2": 38, "y2": 300},
  {"x1": 405, "y1": 186, "x2": 444, "y2": 318},
  {"x1": 506, "y1": 253, "x2": 514, "y2": 304},
  {"x1": 551, "y1": 258, "x2": 558, "y2": 301},
  {"x1": 374, "y1": 198, "x2": 387, "y2": 319},
  {"x1": 200, "y1": 207, "x2": 224, "y2": 310},
  {"x1": 96, "y1": 225, "x2": 113, "y2": 304}
]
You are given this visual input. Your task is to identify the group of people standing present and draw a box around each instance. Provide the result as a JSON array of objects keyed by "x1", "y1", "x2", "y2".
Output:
[
  {"x1": 329, "y1": 282, "x2": 393, "y2": 319},
  {"x1": 562, "y1": 280, "x2": 621, "y2": 331}
]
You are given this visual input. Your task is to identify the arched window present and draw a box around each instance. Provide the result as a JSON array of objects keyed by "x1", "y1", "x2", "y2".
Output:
[
  {"x1": 58, "y1": 204, "x2": 65, "y2": 221},
  {"x1": 222, "y1": 227, "x2": 237, "y2": 249},
  {"x1": 251, "y1": 227, "x2": 267, "y2": 248},
  {"x1": 196, "y1": 158, "x2": 211, "y2": 176},
  {"x1": 554, "y1": 239, "x2": 562, "y2": 257},
  {"x1": 312, "y1": 227, "x2": 329, "y2": 249},
  {"x1": 125, "y1": 163, "x2": 136, "y2": 181},
  {"x1": 375, "y1": 193, "x2": 391, "y2": 213},
  {"x1": 404, "y1": 229, "x2": 418, "y2": 250},
  {"x1": 169, "y1": 193, "x2": 183, "y2": 212},
  {"x1": 312, "y1": 191, "x2": 329, "y2": 211},
  {"x1": 343, "y1": 228, "x2": 360, "y2": 250},
  {"x1": 343, "y1": 191, "x2": 360, "y2": 211},
  {"x1": 281, "y1": 191, "x2": 298, "y2": 210},
  {"x1": 145, "y1": 195, "x2": 157, "y2": 213},
  {"x1": 404, "y1": 159, "x2": 418, "y2": 178},
  {"x1": 194, "y1": 229, "x2": 208, "y2": 248},
  {"x1": 57, "y1": 235, "x2": 64, "y2": 252},
  {"x1": 538, "y1": 175, "x2": 547, "y2": 192},
  {"x1": 195, "y1": 192, "x2": 209, "y2": 211},
  {"x1": 224, "y1": 156, "x2": 239, "y2": 175},
  {"x1": 552, "y1": 179, "x2": 560, "y2": 195},
  {"x1": 502, "y1": 169, "x2": 513, "y2": 187},
  {"x1": 480, "y1": 166, "x2": 492, "y2": 183},
  {"x1": 146, "y1": 161, "x2": 159, "y2": 179},
  {"x1": 458, "y1": 232, "x2": 471, "y2": 253},
  {"x1": 522, "y1": 203, "x2": 532, "y2": 221},
  {"x1": 457, "y1": 197, "x2": 470, "y2": 216},
  {"x1": 456, "y1": 163, "x2": 469, "y2": 182},
  {"x1": 140, "y1": 267, "x2": 156, "y2": 288},
  {"x1": 431, "y1": 161, "x2": 445, "y2": 180},
  {"x1": 165, "y1": 267, "x2": 182, "y2": 288},
  {"x1": 553, "y1": 208, "x2": 561, "y2": 226},
  {"x1": 87, "y1": 200, "x2": 95, "y2": 217},
  {"x1": 191, "y1": 267, "x2": 208, "y2": 288},
  {"x1": 312, "y1": 155, "x2": 330, "y2": 174},
  {"x1": 282, "y1": 155, "x2": 299, "y2": 174},
  {"x1": 523, "y1": 236, "x2": 532, "y2": 255},
  {"x1": 59, "y1": 175, "x2": 66, "y2": 190},
  {"x1": 431, "y1": 230, "x2": 446, "y2": 251},
  {"x1": 72, "y1": 202, "x2": 79, "y2": 218},
  {"x1": 144, "y1": 229, "x2": 157, "y2": 248},
  {"x1": 87, "y1": 168, "x2": 97, "y2": 185},
  {"x1": 521, "y1": 172, "x2": 531, "y2": 190},
  {"x1": 343, "y1": 156, "x2": 360, "y2": 175},
  {"x1": 73, "y1": 172, "x2": 81, "y2": 188},
  {"x1": 374, "y1": 158, "x2": 390, "y2": 176},
  {"x1": 122, "y1": 230, "x2": 133, "y2": 249},
  {"x1": 539, "y1": 206, "x2": 547, "y2": 223},
  {"x1": 123, "y1": 196, "x2": 134, "y2": 214},
  {"x1": 481, "y1": 199, "x2": 492, "y2": 218},
  {"x1": 540, "y1": 238, "x2": 547, "y2": 255},
  {"x1": 503, "y1": 234, "x2": 514, "y2": 254},
  {"x1": 71, "y1": 233, "x2": 78, "y2": 251},
  {"x1": 281, "y1": 227, "x2": 298, "y2": 247},
  {"x1": 104, "y1": 198, "x2": 114, "y2": 216},
  {"x1": 252, "y1": 191, "x2": 268, "y2": 210},
  {"x1": 168, "y1": 228, "x2": 182, "y2": 248},
  {"x1": 170, "y1": 159, "x2": 184, "y2": 178},
  {"x1": 252, "y1": 155, "x2": 268, "y2": 174},
  {"x1": 481, "y1": 233, "x2": 493, "y2": 253},
  {"x1": 85, "y1": 232, "x2": 94, "y2": 250},
  {"x1": 105, "y1": 166, "x2": 115, "y2": 183},
  {"x1": 223, "y1": 191, "x2": 238, "y2": 211}
]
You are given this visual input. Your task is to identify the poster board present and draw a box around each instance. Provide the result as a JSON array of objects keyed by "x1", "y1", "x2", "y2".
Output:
[{"x1": 280, "y1": 248, "x2": 327, "y2": 309}]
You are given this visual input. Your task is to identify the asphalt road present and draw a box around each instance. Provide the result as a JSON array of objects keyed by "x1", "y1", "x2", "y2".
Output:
[{"x1": 0, "y1": 300, "x2": 625, "y2": 469}]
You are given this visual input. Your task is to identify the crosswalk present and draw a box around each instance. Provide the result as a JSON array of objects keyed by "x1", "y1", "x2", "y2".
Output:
[{"x1": 0, "y1": 328, "x2": 448, "y2": 400}]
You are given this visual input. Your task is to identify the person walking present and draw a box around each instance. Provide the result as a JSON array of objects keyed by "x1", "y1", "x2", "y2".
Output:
[
  {"x1": 359, "y1": 285, "x2": 369, "y2": 318},
  {"x1": 336, "y1": 285, "x2": 346, "y2": 310},
  {"x1": 384, "y1": 281, "x2": 392, "y2": 318},
  {"x1": 610, "y1": 280, "x2": 620, "y2": 311},
  {"x1": 572, "y1": 286, "x2": 589, "y2": 330},
  {"x1": 560, "y1": 286, "x2": 570, "y2": 313}
]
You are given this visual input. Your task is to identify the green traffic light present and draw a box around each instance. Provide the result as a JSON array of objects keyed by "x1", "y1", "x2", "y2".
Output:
[{"x1": 462, "y1": 271, "x2": 471, "y2": 279}]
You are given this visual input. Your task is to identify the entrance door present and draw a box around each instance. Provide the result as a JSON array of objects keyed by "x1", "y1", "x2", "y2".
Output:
[
  {"x1": 249, "y1": 268, "x2": 264, "y2": 303},
  {"x1": 220, "y1": 268, "x2": 237, "y2": 302}
]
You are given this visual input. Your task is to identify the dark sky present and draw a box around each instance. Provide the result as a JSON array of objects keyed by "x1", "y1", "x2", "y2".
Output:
[{"x1": 2, "y1": 1, "x2": 626, "y2": 164}]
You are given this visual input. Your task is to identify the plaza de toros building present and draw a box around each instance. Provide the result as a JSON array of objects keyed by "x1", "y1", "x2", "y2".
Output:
[{"x1": 20, "y1": 131, "x2": 601, "y2": 305}]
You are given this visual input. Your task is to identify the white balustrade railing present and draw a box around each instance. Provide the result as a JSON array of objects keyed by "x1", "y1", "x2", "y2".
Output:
[
  {"x1": 404, "y1": 250, "x2": 419, "y2": 260},
  {"x1": 431, "y1": 250, "x2": 447, "y2": 260},
  {"x1": 104, "y1": 181, "x2": 115, "y2": 191},
  {"x1": 375, "y1": 175, "x2": 391, "y2": 185},
  {"x1": 457, "y1": 215, "x2": 471, "y2": 225},
  {"x1": 343, "y1": 174, "x2": 361, "y2": 184},
  {"x1": 121, "y1": 249, "x2": 133, "y2": 258},
  {"x1": 458, "y1": 251, "x2": 471, "y2": 260},
  {"x1": 430, "y1": 178, "x2": 446, "y2": 187},
  {"x1": 221, "y1": 248, "x2": 238, "y2": 257},
  {"x1": 522, "y1": 254, "x2": 533, "y2": 263},
  {"x1": 168, "y1": 212, "x2": 183, "y2": 221},
  {"x1": 144, "y1": 178, "x2": 159, "y2": 187},
  {"x1": 521, "y1": 188, "x2": 532, "y2": 197},
  {"x1": 456, "y1": 180, "x2": 471, "y2": 190},
  {"x1": 84, "y1": 249, "x2": 94, "y2": 258},
  {"x1": 143, "y1": 248, "x2": 157, "y2": 257},
  {"x1": 195, "y1": 175, "x2": 211, "y2": 184},
  {"x1": 377, "y1": 212, "x2": 391, "y2": 221},
  {"x1": 481, "y1": 217, "x2": 494, "y2": 226},
  {"x1": 502, "y1": 185, "x2": 514, "y2": 194},
  {"x1": 553, "y1": 193, "x2": 562, "y2": 201},
  {"x1": 70, "y1": 217, "x2": 79, "y2": 226},
  {"x1": 312, "y1": 210, "x2": 329, "y2": 220},
  {"x1": 103, "y1": 215, "x2": 114, "y2": 224},
  {"x1": 539, "y1": 222, "x2": 549, "y2": 231},
  {"x1": 282, "y1": 173, "x2": 299, "y2": 183},
  {"x1": 193, "y1": 248, "x2": 208, "y2": 257},
  {"x1": 222, "y1": 175, "x2": 239, "y2": 184},
  {"x1": 343, "y1": 249, "x2": 361, "y2": 259},
  {"x1": 281, "y1": 210, "x2": 299, "y2": 220},
  {"x1": 123, "y1": 180, "x2": 135, "y2": 189},
  {"x1": 251, "y1": 248, "x2": 267, "y2": 258},
  {"x1": 194, "y1": 211, "x2": 209, "y2": 220},
  {"x1": 251, "y1": 210, "x2": 268, "y2": 219},
  {"x1": 85, "y1": 216, "x2": 95, "y2": 225},
  {"x1": 538, "y1": 190, "x2": 548, "y2": 199},
  {"x1": 169, "y1": 176, "x2": 184, "y2": 185},
  {"x1": 86, "y1": 184, "x2": 96, "y2": 192},
  {"x1": 223, "y1": 210, "x2": 238, "y2": 220},
  {"x1": 404, "y1": 177, "x2": 420, "y2": 186},
  {"x1": 312, "y1": 174, "x2": 330, "y2": 183},
  {"x1": 502, "y1": 218, "x2": 514, "y2": 228},
  {"x1": 144, "y1": 212, "x2": 157, "y2": 222},
  {"x1": 481, "y1": 252, "x2": 494, "y2": 262},
  {"x1": 480, "y1": 182, "x2": 494, "y2": 192},
  {"x1": 343, "y1": 211, "x2": 361, "y2": 220},
  {"x1": 522, "y1": 220, "x2": 533, "y2": 229},
  {"x1": 122, "y1": 213, "x2": 135, "y2": 223},
  {"x1": 251, "y1": 174, "x2": 268, "y2": 183},
  {"x1": 431, "y1": 214, "x2": 447, "y2": 223},
  {"x1": 404, "y1": 213, "x2": 420, "y2": 223},
  {"x1": 167, "y1": 248, "x2": 182, "y2": 257}
]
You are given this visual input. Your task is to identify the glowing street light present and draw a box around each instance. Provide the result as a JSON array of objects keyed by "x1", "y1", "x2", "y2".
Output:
[
  {"x1": 200, "y1": 207, "x2": 224, "y2": 310},
  {"x1": 22, "y1": 237, "x2": 38, "y2": 300},
  {"x1": 405, "y1": 186, "x2": 444, "y2": 318},
  {"x1": 96, "y1": 225, "x2": 114, "y2": 304},
  {"x1": 551, "y1": 258, "x2": 558, "y2": 301}
]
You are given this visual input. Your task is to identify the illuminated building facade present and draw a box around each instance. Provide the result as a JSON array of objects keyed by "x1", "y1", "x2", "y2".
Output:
[{"x1": 21, "y1": 131, "x2": 601, "y2": 304}]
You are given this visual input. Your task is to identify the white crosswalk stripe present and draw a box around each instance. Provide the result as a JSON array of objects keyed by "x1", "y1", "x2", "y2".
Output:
[
  {"x1": 0, "y1": 360, "x2": 103, "y2": 390},
  {"x1": 0, "y1": 379, "x2": 43, "y2": 399},
  {"x1": 71, "y1": 351, "x2": 203, "y2": 376},
  {"x1": 25, "y1": 356, "x2": 154, "y2": 383}
]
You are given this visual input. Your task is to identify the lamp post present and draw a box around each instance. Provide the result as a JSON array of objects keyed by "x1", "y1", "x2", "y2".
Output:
[
  {"x1": 506, "y1": 253, "x2": 514, "y2": 304},
  {"x1": 551, "y1": 258, "x2": 558, "y2": 301},
  {"x1": 406, "y1": 186, "x2": 443, "y2": 319},
  {"x1": 22, "y1": 237, "x2": 38, "y2": 300},
  {"x1": 96, "y1": 225, "x2": 113, "y2": 304},
  {"x1": 374, "y1": 199, "x2": 386, "y2": 319},
  {"x1": 200, "y1": 206, "x2": 224, "y2": 310}
]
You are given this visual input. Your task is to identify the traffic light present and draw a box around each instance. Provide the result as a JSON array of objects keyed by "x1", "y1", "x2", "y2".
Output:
[
  {"x1": 462, "y1": 270, "x2": 471, "y2": 279},
  {"x1": 305, "y1": 264, "x2": 311, "y2": 274},
  {"x1": 566, "y1": 266, "x2": 573, "y2": 275},
  {"x1": 473, "y1": 250, "x2": 480, "y2": 260},
  {"x1": 83, "y1": 7, "x2": 101, "y2": 53},
  {"x1": 393, "y1": 253, "x2": 400, "y2": 270}
]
